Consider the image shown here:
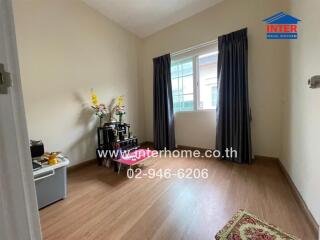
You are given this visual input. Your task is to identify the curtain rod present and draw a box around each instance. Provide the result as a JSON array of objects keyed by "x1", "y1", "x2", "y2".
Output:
[{"x1": 170, "y1": 39, "x2": 217, "y2": 57}]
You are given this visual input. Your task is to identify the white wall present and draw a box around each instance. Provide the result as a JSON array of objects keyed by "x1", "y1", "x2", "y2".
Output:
[
  {"x1": 142, "y1": 0, "x2": 289, "y2": 156},
  {"x1": 281, "y1": 0, "x2": 320, "y2": 224},
  {"x1": 175, "y1": 111, "x2": 216, "y2": 149},
  {"x1": 13, "y1": 0, "x2": 144, "y2": 166}
]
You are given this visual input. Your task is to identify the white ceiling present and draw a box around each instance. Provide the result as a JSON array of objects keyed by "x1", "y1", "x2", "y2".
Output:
[{"x1": 82, "y1": 0, "x2": 223, "y2": 38}]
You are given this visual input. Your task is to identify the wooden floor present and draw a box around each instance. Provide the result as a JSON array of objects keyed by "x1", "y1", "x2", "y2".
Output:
[{"x1": 40, "y1": 157, "x2": 316, "y2": 240}]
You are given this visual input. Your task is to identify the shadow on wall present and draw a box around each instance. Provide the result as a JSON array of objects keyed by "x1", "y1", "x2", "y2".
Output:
[{"x1": 65, "y1": 92, "x2": 98, "y2": 166}]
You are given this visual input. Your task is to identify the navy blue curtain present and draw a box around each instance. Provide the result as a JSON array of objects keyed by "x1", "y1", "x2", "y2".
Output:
[
  {"x1": 215, "y1": 28, "x2": 252, "y2": 163},
  {"x1": 153, "y1": 54, "x2": 176, "y2": 150}
]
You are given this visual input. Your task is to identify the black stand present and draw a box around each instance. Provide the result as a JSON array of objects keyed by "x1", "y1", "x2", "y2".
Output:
[{"x1": 96, "y1": 122, "x2": 139, "y2": 170}]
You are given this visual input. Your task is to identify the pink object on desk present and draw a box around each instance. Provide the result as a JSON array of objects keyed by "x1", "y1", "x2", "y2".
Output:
[{"x1": 118, "y1": 149, "x2": 153, "y2": 166}]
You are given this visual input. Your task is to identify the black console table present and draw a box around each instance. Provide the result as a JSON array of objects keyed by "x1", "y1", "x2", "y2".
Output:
[{"x1": 96, "y1": 122, "x2": 139, "y2": 167}]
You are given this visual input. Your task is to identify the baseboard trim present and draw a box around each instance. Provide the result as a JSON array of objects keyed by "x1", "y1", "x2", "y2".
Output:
[
  {"x1": 254, "y1": 155, "x2": 278, "y2": 162},
  {"x1": 177, "y1": 144, "x2": 209, "y2": 150},
  {"x1": 277, "y1": 159, "x2": 319, "y2": 237},
  {"x1": 67, "y1": 159, "x2": 96, "y2": 173},
  {"x1": 140, "y1": 141, "x2": 154, "y2": 149},
  {"x1": 139, "y1": 143, "x2": 210, "y2": 152},
  {"x1": 177, "y1": 144, "x2": 210, "y2": 154},
  {"x1": 256, "y1": 155, "x2": 319, "y2": 237}
]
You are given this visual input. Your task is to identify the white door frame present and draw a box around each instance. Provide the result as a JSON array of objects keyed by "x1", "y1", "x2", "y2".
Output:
[{"x1": 0, "y1": 0, "x2": 42, "y2": 239}]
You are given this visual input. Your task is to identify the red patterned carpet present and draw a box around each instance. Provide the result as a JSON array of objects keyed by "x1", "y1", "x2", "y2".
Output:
[{"x1": 216, "y1": 210, "x2": 299, "y2": 240}]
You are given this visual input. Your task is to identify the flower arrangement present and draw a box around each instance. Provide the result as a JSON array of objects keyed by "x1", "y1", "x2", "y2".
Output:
[
  {"x1": 115, "y1": 96, "x2": 126, "y2": 123},
  {"x1": 90, "y1": 89, "x2": 126, "y2": 125},
  {"x1": 90, "y1": 89, "x2": 108, "y2": 127}
]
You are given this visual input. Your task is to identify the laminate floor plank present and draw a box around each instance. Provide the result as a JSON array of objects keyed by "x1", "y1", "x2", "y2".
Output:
[{"x1": 40, "y1": 157, "x2": 316, "y2": 240}]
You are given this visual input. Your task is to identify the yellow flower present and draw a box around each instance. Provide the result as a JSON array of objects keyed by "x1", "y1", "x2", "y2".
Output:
[
  {"x1": 91, "y1": 89, "x2": 98, "y2": 106},
  {"x1": 116, "y1": 96, "x2": 124, "y2": 107}
]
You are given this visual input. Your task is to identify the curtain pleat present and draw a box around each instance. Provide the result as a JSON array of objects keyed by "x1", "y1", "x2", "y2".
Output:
[
  {"x1": 153, "y1": 54, "x2": 176, "y2": 150},
  {"x1": 216, "y1": 28, "x2": 252, "y2": 163}
]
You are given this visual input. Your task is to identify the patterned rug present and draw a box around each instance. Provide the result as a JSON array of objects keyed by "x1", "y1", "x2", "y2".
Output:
[{"x1": 215, "y1": 210, "x2": 299, "y2": 240}]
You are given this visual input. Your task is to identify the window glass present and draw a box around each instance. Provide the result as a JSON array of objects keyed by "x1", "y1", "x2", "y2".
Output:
[
  {"x1": 171, "y1": 58, "x2": 194, "y2": 112},
  {"x1": 171, "y1": 47, "x2": 218, "y2": 113},
  {"x1": 198, "y1": 52, "x2": 218, "y2": 110}
]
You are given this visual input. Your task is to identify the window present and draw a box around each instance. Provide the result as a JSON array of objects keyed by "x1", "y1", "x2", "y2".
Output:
[
  {"x1": 198, "y1": 52, "x2": 218, "y2": 110},
  {"x1": 171, "y1": 58, "x2": 194, "y2": 112},
  {"x1": 171, "y1": 46, "x2": 218, "y2": 113}
]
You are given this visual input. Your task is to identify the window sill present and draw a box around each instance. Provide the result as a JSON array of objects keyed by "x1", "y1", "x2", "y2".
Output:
[{"x1": 174, "y1": 108, "x2": 216, "y2": 114}]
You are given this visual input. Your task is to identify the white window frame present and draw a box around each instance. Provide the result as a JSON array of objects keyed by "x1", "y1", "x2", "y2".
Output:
[
  {"x1": 171, "y1": 57, "x2": 195, "y2": 112},
  {"x1": 171, "y1": 41, "x2": 218, "y2": 113}
]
